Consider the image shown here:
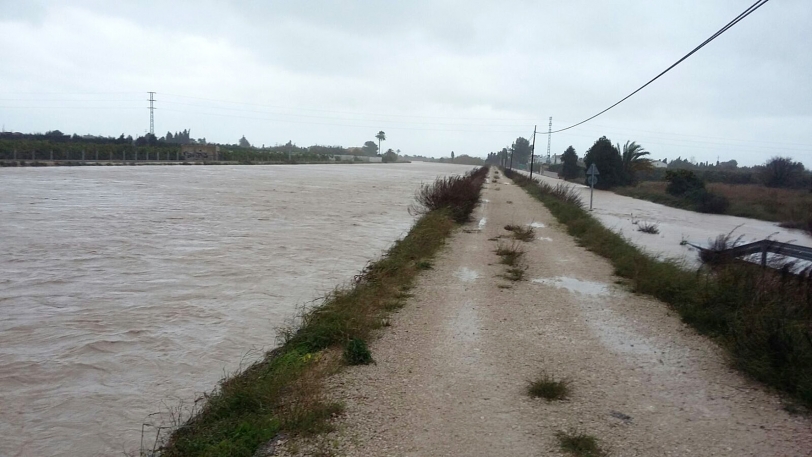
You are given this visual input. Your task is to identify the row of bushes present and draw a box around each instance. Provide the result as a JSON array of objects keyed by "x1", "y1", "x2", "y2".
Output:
[
  {"x1": 505, "y1": 168, "x2": 812, "y2": 409},
  {"x1": 160, "y1": 167, "x2": 488, "y2": 457}
]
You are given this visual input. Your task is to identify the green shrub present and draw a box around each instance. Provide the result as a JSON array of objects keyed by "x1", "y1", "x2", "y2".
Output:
[
  {"x1": 665, "y1": 169, "x2": 705, "y2": 196},
  {"x1": 343, "y1": 338, "x2": 374, "y2": 365}
]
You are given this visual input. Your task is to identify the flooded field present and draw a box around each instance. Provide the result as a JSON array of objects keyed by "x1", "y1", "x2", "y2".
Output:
[
  {"x1": 523, "y1": 172, "x2": 812, "y2": 265},
  {"x1": 0, "y1": 162, "x2": 475, "y2": 457}
]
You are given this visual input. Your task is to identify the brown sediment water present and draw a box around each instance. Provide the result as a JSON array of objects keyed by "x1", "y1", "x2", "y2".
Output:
[
  {"x1": 0, "y1": 162, "x2": 475, "y2": 457},
  {"x1": 519, "y1": 171, "x2": 812, "y2": 266}
]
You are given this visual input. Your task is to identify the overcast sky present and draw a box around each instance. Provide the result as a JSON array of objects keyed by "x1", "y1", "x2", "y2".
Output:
[{"x1": 1, "y1": 0, "x2": 809, "y2": 166}]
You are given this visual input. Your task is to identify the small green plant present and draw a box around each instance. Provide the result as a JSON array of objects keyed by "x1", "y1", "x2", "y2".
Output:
[
  {"x1": 527, "y1": 374, "x2": 570, "y2": 400},
  {"x1": 343, "y1": 338, "x2": 374, "y2": 365},
  {"x1": 556, "y1": 431, "x2": 606, "y2": 457},
  {"x1": 495, "y1": 241, "x2": 524, "y2": 266},
  {"x1": 416, "y1": 260, "x2": 433, "y2": 270},
  {"x1": 636, "y1": 222, "x2": 659, "y2": 234},
  {"x1": 503, "y1": 266, "x2": 526, "y2": 281},
  {"x1": 504, "y1": 224, "x2": 535, "y2": 242}
]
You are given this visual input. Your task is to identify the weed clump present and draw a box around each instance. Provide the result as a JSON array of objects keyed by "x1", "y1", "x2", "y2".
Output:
[
  {"x1": 410, "y1": 167, "x2": 489, "y2": 223},
  {"x1": 343, "y1": 338, "x2": 374, "y2": 365},
  {"x1": 495, "y1": 241, "x2": 525, "y2": 266},
  {"x1": 527, "y1": 374, "x2": 570, "y2": 400},
  {"x1": 556, "y1": 431, "x2": 606, "y2": 457},
  {"x1": 504, "y1": 224, "x2": 535, "y2": 242},
  {"x1": 503, "y1": 266, "x2": 526, "y2": 281},
  {"x1": 636, "y1": 222, "x2": 659, "y2": 234}
]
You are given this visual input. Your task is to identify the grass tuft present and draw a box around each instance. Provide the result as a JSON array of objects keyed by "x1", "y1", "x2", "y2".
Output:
[
  {"x1": 495, "y1": 241, "x2": 525, "y2": 266},
  {"x1": 343, "y1": 338, "x2": 374, "y2": 365},
  {"x1": 527, "y1": 374, "x2": 570, "y2": 400},
  {"x1": 503, "y1": 266, "x2": 526, "y2": 281},
  {"x1": 556, "y1": 431, "x2": 606, "y2": 457},
  {"x1": 505, "y1": 224, "x2": 535, "y2": 242},
  {"x1": 416, "y1": 260, "x2": 433, "y2": 270},
  {"x1": 636, "y1": 222, "x2": 660, "y2": 234}
]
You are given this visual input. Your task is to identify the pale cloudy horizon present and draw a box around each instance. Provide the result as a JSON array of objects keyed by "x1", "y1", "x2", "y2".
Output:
[{"x1": 1, "y1": 0, "x2": 810, "y2": 166}]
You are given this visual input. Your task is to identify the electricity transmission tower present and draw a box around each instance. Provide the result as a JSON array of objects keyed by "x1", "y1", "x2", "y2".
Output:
[
  {"x1": 148, "y1": 92, "x2": 156, "y2": 135},
  {"x1": 546, "y1": 117, "x2": 552, "y2": 163}
]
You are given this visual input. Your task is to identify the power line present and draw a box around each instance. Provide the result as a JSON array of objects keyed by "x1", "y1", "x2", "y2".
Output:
[{"x1": 543, "y1": 0, "x2": 771, "y2": 135}]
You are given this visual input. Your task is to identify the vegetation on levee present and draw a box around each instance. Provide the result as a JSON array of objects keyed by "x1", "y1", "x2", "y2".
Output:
[
  {"x1": 158, "y1": 166, "x2": 488, "y2": 457},
  {"x1": 504, "y1": 168, "x2": 812, "y2": 410},
  {"x1": 504, "y1": 224, "x2": 535, "y2": 242},
  {"x1": 616, "y1": 179, "x2": 812, "y2": 234}
]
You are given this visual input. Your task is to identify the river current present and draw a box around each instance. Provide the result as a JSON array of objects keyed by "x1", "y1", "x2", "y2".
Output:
[{"x1": 0, "y1": 162, "x2": 475, "y2": 456}]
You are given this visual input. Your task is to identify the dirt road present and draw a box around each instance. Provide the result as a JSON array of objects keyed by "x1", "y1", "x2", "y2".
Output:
[{"x1": 280, "y1": 169, "x2": 812, "y2": 456}]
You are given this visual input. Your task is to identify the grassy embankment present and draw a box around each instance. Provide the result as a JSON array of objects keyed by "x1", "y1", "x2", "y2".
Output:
[
  {"x1": 504, "y1": 169, "x2": 812, "y2": 410},
  {"x1": 615, "y1": 181, "x2": 812, "y2": 234},
  {"x1": 158, "y1": 167, "x2": 488, "y2": 457}
]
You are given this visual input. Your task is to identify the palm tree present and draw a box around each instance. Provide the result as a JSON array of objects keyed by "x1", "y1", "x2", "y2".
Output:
[
  {"x1": 375, "y1": 131, "x2": 386, "y2": 155},
  {"x1": 618, "y1": 140, "x2": 651, "y2": 185}
]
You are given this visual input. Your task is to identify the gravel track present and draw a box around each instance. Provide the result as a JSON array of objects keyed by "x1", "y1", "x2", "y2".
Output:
[{"x1": 277, "y1": 169, "x2": 812, "y2": 456}]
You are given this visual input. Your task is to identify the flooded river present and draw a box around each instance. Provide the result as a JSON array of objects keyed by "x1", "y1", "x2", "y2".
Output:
[{"x1": 0, "y1": 162, "x2": 475, "y2": 456}]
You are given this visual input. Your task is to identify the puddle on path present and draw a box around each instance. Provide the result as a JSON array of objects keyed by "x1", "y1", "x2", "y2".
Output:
[
  {"x1": 530, "y1": 222, "x2": 545, "y2": 228},
  {"x1": 478, "y1": 217, "x2": 487, "y2": 230},
  {"x1": 532, "y1": 276, "x2": 609, "y2": 297},
  {"x1": 537, "y1": 237, "x2": 553, "y2": 242},
  {"x1": 454, "y1": 267, "x2": 480, "y2": 283}
]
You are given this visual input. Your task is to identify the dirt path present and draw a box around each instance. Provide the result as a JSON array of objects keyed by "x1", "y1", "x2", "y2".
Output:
[{"x1": 280, "y1": 169, "x2": 812, "y2": 456}]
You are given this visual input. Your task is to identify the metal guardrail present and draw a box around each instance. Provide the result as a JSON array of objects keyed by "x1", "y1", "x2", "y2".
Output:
[{"x1": 688, "y1": 239, "x2": 812, "y2": 267}]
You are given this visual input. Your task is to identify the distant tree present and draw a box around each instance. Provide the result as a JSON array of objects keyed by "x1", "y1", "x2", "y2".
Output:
[
  {"x1": 362, "y1": 141, "x2": 378, "y2": 156},
  {"x1": 165, "y1": 131, "x2": 174, "y2": 143},
  {"x1": 135, "y1": 133, "x2": 158, "y2": 147},
  {"x1": 238, "y1": 135, "x2": 251, "y2": 148},
  {"x1": 511, "y1": 137, "x2": 532, "y2": 166},
  {"x1": 618, "y1": 140, "x2": 652, "y2": 185},
  {"x1": 375, "y1": 131, "x2": 386, "y2": 155},
  {"x1": 382, "y1": 148, "x2": 398, "y2": 163},
  {"x1": 451, "y1": 151, "x2": 455, "y2": 161},
  {"x1": 665, "y1": 169, "x2": 705, "y2": 196},
  {"x1": 761, "y1": 156, "x2": 805, "y2": 188},
  {"x1": 583, "y1": 136, "x2": 623, "y2": 189},
  {"x1": 561, "y1": 146, "x2": 579, "y2": 180}
]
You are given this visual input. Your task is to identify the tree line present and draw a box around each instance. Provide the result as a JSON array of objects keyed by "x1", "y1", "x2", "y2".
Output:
[{"x1": 487, "y1": 134, "x2": 810, "y2": 192}]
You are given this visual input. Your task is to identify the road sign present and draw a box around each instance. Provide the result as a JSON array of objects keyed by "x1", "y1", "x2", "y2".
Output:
[{"x1": 587, "y1": 164, "x2": 599, "y2": 211}]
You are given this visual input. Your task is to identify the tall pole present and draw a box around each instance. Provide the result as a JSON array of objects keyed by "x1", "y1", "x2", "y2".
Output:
[
  {"x1": 546, "y1": 117, "x2": 552, "y2": 166},
  {"x1": 148, "y1": 92, "x2": 156, "y2": 136},
  {"x1": 509, "y1": 144, "x2": 513, "y2": 170},
  {"x1": 529, "y1": 125, "x2": 537, "y2": 180}
]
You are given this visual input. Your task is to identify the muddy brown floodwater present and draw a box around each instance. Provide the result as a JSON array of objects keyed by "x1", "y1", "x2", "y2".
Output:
[
  {"x1": 0, "y1": 163, "x2": 475, "y2": 457},
  {"x1": 520, "y1": 171, "x2": 812, "y2": 266}
]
